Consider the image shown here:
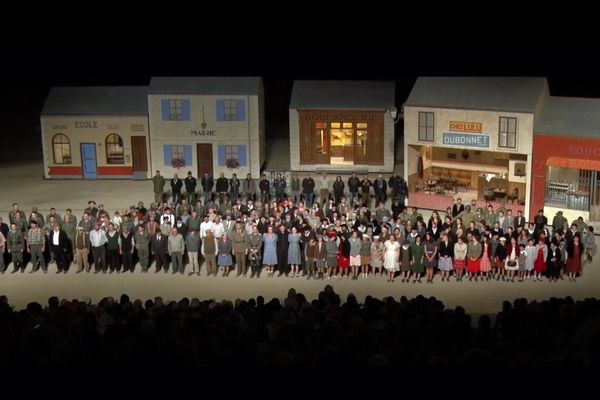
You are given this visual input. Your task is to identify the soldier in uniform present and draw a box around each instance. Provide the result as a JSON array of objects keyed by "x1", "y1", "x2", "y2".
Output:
[
  {"x1": 247, "y1": 225, "x2": 263, "y2": 278},
  {"x1": 231, "y1": 220, "x2": 248, "y2": 276},
  {"x1": 7, "y1": 223, "x2": 24, "y2": 273},
  {"x1": 134, "y1": 224, "x2": 150, "y2": 272}
]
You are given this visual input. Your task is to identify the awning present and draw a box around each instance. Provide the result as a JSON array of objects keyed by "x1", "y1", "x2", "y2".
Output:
[{"x1": 546, "y1": 156, "x2": 600, "y2": 171}]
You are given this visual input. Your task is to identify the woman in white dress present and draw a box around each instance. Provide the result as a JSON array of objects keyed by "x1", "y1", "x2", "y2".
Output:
[{"x1": 384, "y1": 234, "x2": 400, "y2": 282}]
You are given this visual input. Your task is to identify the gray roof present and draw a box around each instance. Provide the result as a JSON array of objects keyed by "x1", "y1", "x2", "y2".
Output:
[
  {"x1": 535, "y1": 96, "x2": 600, "y2": 138},
  {"x1": 149, "y1": 77, "x2": 262, "y2": 95},
  {"x1": 405, "y1": 77, "x2": 548, "y2": 113},
  {"x1": 289, "y1": 81, "x2": 396, "y2": 110},
  {"x1": 42, "y1": 86, "x2": 148, "y2": 116}
]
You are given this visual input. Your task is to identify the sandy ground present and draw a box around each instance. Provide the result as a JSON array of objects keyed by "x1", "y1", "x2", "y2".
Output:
[{"x1": 0, "y1": 161, "x2": 598, "y2": 313}]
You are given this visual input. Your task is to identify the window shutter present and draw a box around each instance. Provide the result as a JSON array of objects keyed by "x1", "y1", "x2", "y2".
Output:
[
  {"x1": 184, "y1": 145, "x2": 192, "y2": 166},
  {"x1": 216, "y1": 100, "x2": 225, "y2": 121},
  {"x1": 237, "y1": 100, "x2": 246, "y2": 121},
  {"x1": 182, "y1": 100, "x2": 191, "y2": 121},
  {"x1": 161, "y1": 99, "x2": 170, "y2": 121},
  {"x1": 218, "y1": 145, "x2": 226, "y2": 166},
  {"x1": 163, "y1": 145, "x2": 172, "y2": 166},
  {"x1": 238, "y1": 145, "x2": 247, "y2": 166}
]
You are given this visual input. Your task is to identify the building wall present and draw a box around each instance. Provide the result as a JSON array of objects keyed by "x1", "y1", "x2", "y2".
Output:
[
  {"x1": 148, "y1": 94, "x2": 263, "y2": 178},
  {"x1": 404, "y1": 107, "x2": 534, "y2": 213},
  {"x1": 289, "y1": 108, "x2": 395, "y2": 173},
  {"x1": 531, "y1": 134, "x2": 600, "y2": 220},
  {"x1": 41, "y1": 115, "x2": 150, "y2": 179}
]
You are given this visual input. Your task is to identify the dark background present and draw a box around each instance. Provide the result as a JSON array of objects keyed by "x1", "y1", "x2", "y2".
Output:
[{"x1": 1, "y1": 40, "x2": 599, "y2": 165}]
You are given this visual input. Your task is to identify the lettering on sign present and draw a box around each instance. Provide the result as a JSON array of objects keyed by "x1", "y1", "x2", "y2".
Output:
[
  {"x1": 107, "y1": 124, "x2": 120, "y2": 130},
  {"x1": 75, "y1": 121, "x2": 98, "y2": 129},
  {"x1": 442, "y1": 132, "x2": 490, "y2": 148},
  {"x1": 191, "y1": 129, "x2": 216, "y2": 137},
  {"x1": 449, "y1": 121, "x2": 482, "y2": 133},
  {"x1": 568, "y1": 145, "x2": 600, "y2": 157}
]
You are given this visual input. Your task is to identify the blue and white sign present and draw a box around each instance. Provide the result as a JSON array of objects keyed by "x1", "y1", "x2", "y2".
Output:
[{"x1": 442, "y1": 132, "x2": 489, "y2": 148}]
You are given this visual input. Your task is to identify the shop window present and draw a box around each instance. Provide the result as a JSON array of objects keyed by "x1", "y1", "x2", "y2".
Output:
[
  {"x1": 216, "y1": 100, "x2": 246, "y2": 121},
  {"x1": 418, "y1": 112, "x2": 434, "y2": 142},
  {"x1": 163, "y1": 145, "x2": 192, "y2": 168},
  {"x1": 217, "y1": 145, "x2": 247, "y2": 167},
  {"x1": 161, "y1": 99, "x2": 190, "y2": 121},
  {"x1": 52, "y1": 134, "x2": 71, "y2": 164},
  {"x1": 499, "y1": 117, "x2": 517, "y2": 148},
  {"x1": 545, "y1": 166, "x2": 593, "y2": 211},
  {"x1": 105, "y1": 134, "x2": 124, "y2": 164}
]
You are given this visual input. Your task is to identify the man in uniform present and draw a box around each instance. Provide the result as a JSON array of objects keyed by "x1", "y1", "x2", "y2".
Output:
[
  {"x1": 134, "y1": 224, "x2": 150, "y2": 272},
  {"x1": 7, "y1": 223, "x2": 24, "y2": 273},
  {"x1": 153, "y1": 170, "x2": 166, "y2": 205}
]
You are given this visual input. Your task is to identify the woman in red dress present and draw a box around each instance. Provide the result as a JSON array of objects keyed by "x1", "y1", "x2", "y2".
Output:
[
  {"x1": 566, "y1": 234, "x2": 584, "y2": 281},
  {"x1": 533, "y1": 235, "x2": 548, "y2": 281},
  {"x1": 337, "y1": 233, "x2": 351, "y2": 278}
]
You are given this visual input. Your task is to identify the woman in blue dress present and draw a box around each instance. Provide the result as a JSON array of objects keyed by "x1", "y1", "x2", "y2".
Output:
[
  {"x1": 262, "y1": 225, "x2": 278, "y2": 275},
  {"x1": 288, "y1": 226, "x2": 302, "y2": 277}
]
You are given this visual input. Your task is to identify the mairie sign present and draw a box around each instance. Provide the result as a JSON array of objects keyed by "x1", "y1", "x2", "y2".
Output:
[{"x1": 442, "y1": 132, "x2": 489, "y2": 148}]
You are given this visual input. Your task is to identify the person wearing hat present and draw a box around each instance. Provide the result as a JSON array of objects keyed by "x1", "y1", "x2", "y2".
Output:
[
  {"x1": 552, "y1": 210, "x2": 568, "y2": 234},
  {"x1": 73, "y1": 225, "x2": 90, "y2": 273},
  {"x1": 185, "y1": 229, "x2": 201, "y2": 276},
  {"x1": 26, "y1": 220, "x2": 46, "y2": 273},
  {"x1": 370, "y1": 235, "x2": 384, "y2": 277},
  {"x1": 151, "y1": 227, "x2": 169, "y2": 273}
]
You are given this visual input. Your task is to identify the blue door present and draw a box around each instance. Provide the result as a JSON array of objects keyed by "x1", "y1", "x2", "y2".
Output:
[{"x1": 81, "y1": 143, "x2": 97, "y2": 179}]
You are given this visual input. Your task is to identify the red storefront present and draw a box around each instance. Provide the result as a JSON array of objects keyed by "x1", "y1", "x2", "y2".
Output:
[{"x1": 531, "y1": 97, "x2": 600, "y2": 222}]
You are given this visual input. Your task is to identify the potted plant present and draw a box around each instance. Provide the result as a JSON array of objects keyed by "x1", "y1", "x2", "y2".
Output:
[
  {"x1": 171, "y1": 157, "x2": 186, "y2": 169},
  {"x1": 226, "y1": 157, "x2": 240, "y2": 169}
]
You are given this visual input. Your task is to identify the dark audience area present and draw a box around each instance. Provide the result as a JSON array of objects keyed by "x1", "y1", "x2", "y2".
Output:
[{"x1": 1, "y1": 287, "x2": 599, "y2": 366}]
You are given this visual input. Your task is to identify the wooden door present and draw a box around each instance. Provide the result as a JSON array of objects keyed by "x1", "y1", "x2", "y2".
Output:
[
  {"x1": 367, "y1": 122, "x2": 384, "y2": 165},
  {"x1": 131, "y1": 136, "x2": 148, "y2": 173},
  {"x1": 196, "y1": 144, "x2": 213, "y2": 177},
  {"x1": 299, "y1": 120, "x2": 314, "y2": 164}
]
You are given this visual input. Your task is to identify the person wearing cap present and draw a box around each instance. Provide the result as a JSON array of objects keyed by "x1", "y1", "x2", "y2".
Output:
[
  {"x1": 231, "y1": 220, "x2": 248, "y2": 277},
  {"x1": 7, "y1": 223, "x2": 25, "y2": 273},
  {"x1": 247, "y1": 225, "x2": 263, "y2": 277},
  {"x1": 373, "y1": 174, "x2": 387, "y2": 207},
  {"x1": 134, "y1": 224, "x2": 150, "y2": 272},
  {"x1": 153, "y1": 170, "x2": 166, "y2": 205}
]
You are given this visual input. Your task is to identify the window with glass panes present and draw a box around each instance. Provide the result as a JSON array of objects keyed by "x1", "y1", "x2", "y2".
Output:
[{"x1": 418, "y1": 112, "x2": 434, "y2": 141}]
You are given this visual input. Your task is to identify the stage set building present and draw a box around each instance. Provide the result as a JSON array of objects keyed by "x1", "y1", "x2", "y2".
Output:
[
  {"x1": 403, "y1": 77, "x2": 550, "y2": 218},
  {"x1": 532, "y1": 97, "x2": 600, "y2": 223},
  {"x1": 289, "y1": 80, "x2": 397, "y2": 173},
  {"x1": 41, "y1": 86, "x2": 151, "y2": 179}
]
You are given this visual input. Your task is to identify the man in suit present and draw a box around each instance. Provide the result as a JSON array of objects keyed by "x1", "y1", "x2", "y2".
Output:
[
  {"x1": 373, "y1": 175, "x2": 387, "y2": 207},
  {"x1": 452, "y1": 198, "x2": 465, "y2": 218},
  {"x1": 151, "y1": 228, "x2": 169, "y2": 273},
  {"x1": 513, "y1": 210, "x2": 526, "y2": 232},
  {"x1": 49, "y1": 223, "x2": 70, "y2": 274},
  {"x1": 171, "y1": 173, "x2": 183, "y2": 204}
]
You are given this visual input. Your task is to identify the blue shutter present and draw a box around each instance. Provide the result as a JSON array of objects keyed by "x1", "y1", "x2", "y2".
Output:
[
  {"x1": 216, "y1": 100, "x2": 224, "y2": 121},
  {"x1": 161, "y1": 99, "x2": 170, "y2": 121},
  {"x1": 238, "y1": 145, "x2": 247, "y2": 166},
  {"x1": 182, "y1": 99, "x2": 191, "y2": 121},
  {"x1": 184, "y1": 145, "x2": 192, "y2": 167},
  {"x1": 163, "y1": 145, "x2": 172, "y2": 166},
  {"x1": 218, "y1": 145, "x2": 226, "y2": 166},
  {"x1": 237, "y1": 100, "x2": 246, "y2": 121}
]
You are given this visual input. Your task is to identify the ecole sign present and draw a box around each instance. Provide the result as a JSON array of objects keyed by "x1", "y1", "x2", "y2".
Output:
[{"x1": 75, "y1": 121, "x2": 98, "y2": 128}]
